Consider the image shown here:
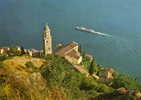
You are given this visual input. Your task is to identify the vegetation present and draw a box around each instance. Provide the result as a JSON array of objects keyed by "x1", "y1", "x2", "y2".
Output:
[
  {"x1": 0, "y1": 54, "x2": 141, "y2": 100},
  {"x1": 82, "y1": 53, "x2": 91, "y2": 70},
  {"x1": 89, "y1": 60, "x2": 97, "y2": 75},
  {"x1": 0, "y1": 56, "x2": 11, "y2": 62},
  {"x1": 25, "y1": 61, "x2": 35, "y2": 68},
  {"x1": 41, "y1": 55, "x2": 115, "y2": 100},
  {"x1": 111, "y1": 74, "x2": 141, "y2": 91},
  {"x1": 9, "y1": 47, "x2": 25, "y2": 56},
  {"x1": 82, "y1": 52, "x2": 103, "y2": 75}
]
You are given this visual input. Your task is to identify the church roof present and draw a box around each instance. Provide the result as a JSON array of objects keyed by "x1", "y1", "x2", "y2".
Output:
[
  {"x1": 66, "y1": 50, "x2": 81, "y2": 59},
  {"x1": 55, "y1": 42, "x2": 78, "y2": 56}
]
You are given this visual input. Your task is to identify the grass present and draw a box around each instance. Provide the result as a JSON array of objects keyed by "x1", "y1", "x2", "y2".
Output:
[{"x1": 0, "y1": 55, "x2": 140, "y2": 100}]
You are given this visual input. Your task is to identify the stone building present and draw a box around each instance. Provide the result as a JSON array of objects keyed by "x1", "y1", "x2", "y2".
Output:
[
  {"x1": 0, "y1": 46, "x2": 24, "y2": 56},
  {"x1": 24, "y1": 49, "x2": 42, "y2": 57},
  {"x1": 99, "y1": 68, "x2": 114, "y2": 80},
  {"x1": 43, "y1": 24, "x2": 52, "y2": 55},
  {"x1": 55, "y1": 42, "x2": 82, "y2": 64}
]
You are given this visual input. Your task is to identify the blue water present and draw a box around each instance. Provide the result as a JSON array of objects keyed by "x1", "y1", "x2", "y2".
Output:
[{"x1": 0, "y1": 0, "x2": 141, "y2": 80}]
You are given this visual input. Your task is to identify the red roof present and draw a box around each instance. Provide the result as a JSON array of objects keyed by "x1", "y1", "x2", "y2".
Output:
[{"x1": 55, "y1": 42, "x2": 78, "y2": 56}]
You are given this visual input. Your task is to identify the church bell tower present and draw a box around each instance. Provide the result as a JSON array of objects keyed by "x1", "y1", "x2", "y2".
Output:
[{"x1": 43, "y1": 24, "x2": 52, "y2": 55}]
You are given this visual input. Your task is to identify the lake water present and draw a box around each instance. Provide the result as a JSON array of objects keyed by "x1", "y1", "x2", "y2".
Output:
[{"x1": 0, "y1": 0, "x2": 141, "y2": 80}]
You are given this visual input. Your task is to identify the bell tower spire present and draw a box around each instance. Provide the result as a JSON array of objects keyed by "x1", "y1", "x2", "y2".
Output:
[{"x1": 43, "y1": 24, "x2": 52, "y2": 55}]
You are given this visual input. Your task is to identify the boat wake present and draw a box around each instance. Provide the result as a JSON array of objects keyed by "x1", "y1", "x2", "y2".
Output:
[{"x1": 90, "y1": 29, "x2": 112, "y2": 37}]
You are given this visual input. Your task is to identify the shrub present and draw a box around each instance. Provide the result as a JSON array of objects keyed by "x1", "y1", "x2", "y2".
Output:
[
  {"x1": 111, "y1": 74, "x2": 141, "y2": 91},
  {"x1": 0, "y1": 56, "x2": 10, "y2": 61},
  {"x1": 25, "y1": 61, "x2": 35, "y2": 68},
  {"x1": 41, "y1": 55, "x2": 72, "y2": 86},
  {"x1": 80, "y1": 78, "x2": 114, "y2": 93},
  {"x1": 82, "y1": 53, "x2": 91, "y2": 70}
]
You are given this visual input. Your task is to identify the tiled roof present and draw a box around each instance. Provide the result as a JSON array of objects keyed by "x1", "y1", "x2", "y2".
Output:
[
  {"x1": 66, "y1": 50, "x2": 81, "y2": 59},
  {"x1": 55, "y1": 42, "x2": 78, "y2": 56}
]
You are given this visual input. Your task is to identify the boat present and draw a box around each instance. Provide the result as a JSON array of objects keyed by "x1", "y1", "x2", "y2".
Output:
[{"x1": 74, "y1": 26, "x2": 95, "y2": 33}]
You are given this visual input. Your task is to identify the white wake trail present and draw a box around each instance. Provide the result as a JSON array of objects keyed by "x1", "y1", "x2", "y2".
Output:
[{"x1": 91, "y1": 29, "x2": 112, "y2": 37}]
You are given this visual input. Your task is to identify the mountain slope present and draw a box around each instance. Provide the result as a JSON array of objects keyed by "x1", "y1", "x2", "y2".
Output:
[{"x1": 0, "y1": 55, "x2": 141, "y2": 100}]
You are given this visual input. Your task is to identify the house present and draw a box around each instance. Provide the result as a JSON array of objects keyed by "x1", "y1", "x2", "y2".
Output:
[
  {"x1": 115, "y1": 87, "x2": 129, "y2": 94},
  {"x1": 55, "y1": 42, "x2": 82, "y2": 64},
  {"x1": 24, "y1": 49, "x2": 42, "y2": 57},
  {"x1": 99, "y1": 68, "x2": 114, "y2": 80},
  {"x1": 0, "y1": 46, "x2": 24, "y2": 56}
]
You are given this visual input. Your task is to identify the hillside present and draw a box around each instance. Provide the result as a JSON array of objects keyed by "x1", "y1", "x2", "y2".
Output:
[
  {"x1": 2, "y1": 56, "x2": 45, "y2": 75},
  {"x1": 0, "y1": 55, "x2": 141, "y2": 100}
]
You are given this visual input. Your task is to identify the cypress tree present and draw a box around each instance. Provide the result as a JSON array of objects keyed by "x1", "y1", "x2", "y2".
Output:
[{"x1": 89, "y1": 60, "x2": 97, "y2": 75}]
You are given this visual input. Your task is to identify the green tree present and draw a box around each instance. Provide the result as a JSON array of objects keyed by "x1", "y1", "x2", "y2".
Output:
[
  {"x1": 89, "y1": 60, "x2": 97, "y2": 75},
  {"x1": 82, "y1": 53, "x2": 91, "y2": 70}
]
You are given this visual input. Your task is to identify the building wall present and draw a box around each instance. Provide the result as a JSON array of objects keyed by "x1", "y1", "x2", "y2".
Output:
[
  {"x1": 99, "y1": 71, "x2": 113, "y2": 80},
  {"x1": 0, "y1": 49, "x2": 4, "y2": 55},
  {"x1": 73, "y1": 46, "x2": 79, "y2": 52},
  {"x1": 0, "y1": 47, "x2": 24, "y2": 56},
  {"x1": 65, "y1": 55, "x2": 82, "y2": 64}
]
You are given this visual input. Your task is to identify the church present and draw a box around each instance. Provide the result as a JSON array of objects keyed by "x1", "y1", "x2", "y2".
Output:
[
  {"x1": 43, "y1": 24, "x2": 82, "y2": 64},
  {"x1": 0, "y1": 24, "x2": 82, "y2": 65}
]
